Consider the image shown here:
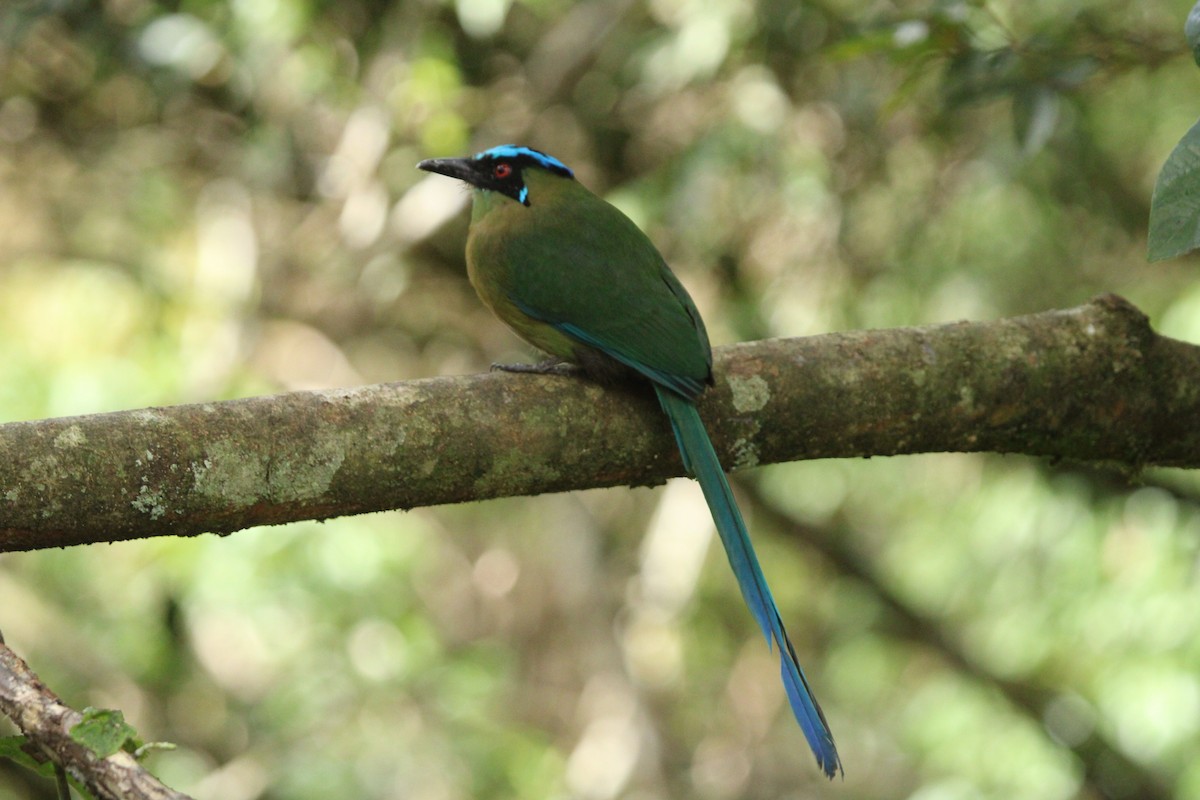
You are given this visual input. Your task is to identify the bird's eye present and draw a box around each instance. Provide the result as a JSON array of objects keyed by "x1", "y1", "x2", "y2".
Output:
[{"x1": 493, "y1": 163, "x2": 513, "y2": 179}]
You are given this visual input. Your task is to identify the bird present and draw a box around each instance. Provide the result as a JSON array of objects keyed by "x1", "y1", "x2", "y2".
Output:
[{"x1": 417, "y1": 144, "x2": 842, "y2": 778}]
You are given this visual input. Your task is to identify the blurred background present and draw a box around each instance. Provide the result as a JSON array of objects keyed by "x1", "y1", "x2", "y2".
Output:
[{"x1": 1, "y1": 1, "x2": 1199, "y2": 798}]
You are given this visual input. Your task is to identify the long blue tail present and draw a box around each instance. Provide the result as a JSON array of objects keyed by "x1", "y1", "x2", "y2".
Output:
[{"x1": 656, "y1": 387, "x2": 842, "y2": 779}]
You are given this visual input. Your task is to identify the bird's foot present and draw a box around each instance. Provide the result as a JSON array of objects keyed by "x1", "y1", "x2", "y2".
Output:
[{"x1": 491, "y1": 358, "x2": 579, "y2": 377}]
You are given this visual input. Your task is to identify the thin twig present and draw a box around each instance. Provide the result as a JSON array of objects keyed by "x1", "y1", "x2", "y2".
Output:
[{"x1": 0, "y1": 643, "x2": 192, "y2": 800}]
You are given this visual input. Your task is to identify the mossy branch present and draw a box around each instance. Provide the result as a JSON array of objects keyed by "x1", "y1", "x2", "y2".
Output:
[{"x1": 0, "y1": 294, "x2": 1195, "y2": 552}]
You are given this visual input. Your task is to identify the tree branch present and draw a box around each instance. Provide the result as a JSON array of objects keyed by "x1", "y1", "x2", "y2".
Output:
[
  {"x1": 0, "y1": 294, "x2": 1195, "y2": 552},
  {"x1": 0, "y1": 640, "x2": 192, "y2": 800}
]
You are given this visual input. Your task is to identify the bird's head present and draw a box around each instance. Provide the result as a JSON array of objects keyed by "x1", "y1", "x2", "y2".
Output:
[{"x1": 417, "y1": 145, "x2": 574, "y2": 207}]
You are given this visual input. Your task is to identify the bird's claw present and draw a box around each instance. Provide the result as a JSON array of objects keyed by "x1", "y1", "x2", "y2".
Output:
[{"x1": 491, "y1": 359, "x2": 579, "y2": 377}]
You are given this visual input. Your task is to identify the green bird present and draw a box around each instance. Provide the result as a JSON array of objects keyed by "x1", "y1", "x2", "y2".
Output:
[{"x1": 418, "y1": 145, "x2": 841, "y2": 778}]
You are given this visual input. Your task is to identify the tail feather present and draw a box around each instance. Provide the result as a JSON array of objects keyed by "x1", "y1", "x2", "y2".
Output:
[{"x1": 656, "y1": 387, "x2": 842, "y2": 779}]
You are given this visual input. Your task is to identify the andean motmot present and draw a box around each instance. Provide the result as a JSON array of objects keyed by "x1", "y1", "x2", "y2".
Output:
[{"x1": 417, "y1": 145, "x2": 841, "y2": 778}]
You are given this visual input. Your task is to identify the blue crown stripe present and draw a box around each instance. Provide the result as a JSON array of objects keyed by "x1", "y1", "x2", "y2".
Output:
[{"x1": 473, "y1": 144, "x2": 574, "y2": 177}]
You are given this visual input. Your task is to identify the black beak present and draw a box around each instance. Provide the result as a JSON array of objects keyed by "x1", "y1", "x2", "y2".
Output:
[{"x1": 416, "y1": 157, "x2": 479, "y2": 185}]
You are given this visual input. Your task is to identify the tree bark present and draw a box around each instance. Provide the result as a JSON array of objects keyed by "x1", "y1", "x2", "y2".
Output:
[{"x1": 0, "y1": 294, "x2": 1195, "y2": 552}]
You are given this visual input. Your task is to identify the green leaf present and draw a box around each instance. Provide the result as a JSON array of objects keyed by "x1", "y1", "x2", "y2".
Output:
[
  {"x1": 1187, "y1": 0, "x2": 1200, "y2": 67},
  {"x1": 0, "y1": 735, "x2": 57, "y2": 776},
  {"x1": 69, "y1": 708, "x2": 138, "y2": 759},
  {"x1": 1148, "y1": 115, "x2": 1200, "y2": 261}
]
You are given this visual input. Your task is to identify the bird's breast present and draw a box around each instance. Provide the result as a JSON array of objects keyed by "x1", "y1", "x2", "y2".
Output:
[{"x1": 465, "y1": 215, "x2": 580, "y2": 362}]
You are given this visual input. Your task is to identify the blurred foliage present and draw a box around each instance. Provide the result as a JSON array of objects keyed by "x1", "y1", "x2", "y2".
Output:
[{"x1": 1, "y1": 1, "x2": 1200, "y2": 799}]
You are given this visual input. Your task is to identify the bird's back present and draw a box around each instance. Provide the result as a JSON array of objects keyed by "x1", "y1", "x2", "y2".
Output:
[{"x1": 466, "y1": 172, "x2": 712, "y2": 398}]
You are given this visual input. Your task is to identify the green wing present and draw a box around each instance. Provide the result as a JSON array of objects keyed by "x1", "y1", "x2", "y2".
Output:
[{"x1": 503, "y1": 188, "x2": 712, "y2": 397}]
